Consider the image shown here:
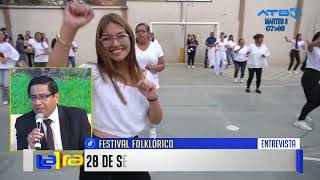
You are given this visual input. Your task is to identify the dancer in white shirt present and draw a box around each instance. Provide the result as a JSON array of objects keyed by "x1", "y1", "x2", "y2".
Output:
[
  {"x1": 0, "y1": 30, "x2": 20, "y2": 105},
  {"x1": 294, "y1": 32, "x2": 320, "y2": 131},
  {"x1": 49, "y1": 3, "x2": 162, "y2": 179},
  {"x1": 246, "y1": 34, "x2": 270, "y2": 94},
  {"x1": 285, "y1": 34, "x2": 305, "y2": 74},
  {"x1": 233, "y1": 38, "x2": 248, "y2": 83},
  {"x1": 135, "y1": 23, "x2": 165, "y2": 138},
  {"x1": 214, "y1": 32, "x2": 228, "y2": 75},
  {"x1": 208, "y1": 44, "x2": 216, "y2": 69},
  {"x1": 32, "y1": 32, "x2": 49, "y2": 67},
  {"x1": 226, "y1": 34, "x2": 235, "y2": 67}
]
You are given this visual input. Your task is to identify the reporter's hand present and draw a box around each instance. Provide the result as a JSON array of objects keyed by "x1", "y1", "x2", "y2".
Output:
[
  {"x1": 27, "y1": 128, "x2": 44, "y2": 149},
  {"x1": 63, "y1": 2, "x2": 94, "y2": 31}
]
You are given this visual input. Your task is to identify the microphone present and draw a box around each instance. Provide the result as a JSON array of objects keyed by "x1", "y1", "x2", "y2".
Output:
[{"x1": 35, "y1": 113, "x2": 44, "y2": 150}]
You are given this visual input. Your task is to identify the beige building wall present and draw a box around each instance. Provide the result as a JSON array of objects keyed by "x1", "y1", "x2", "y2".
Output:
[
  {"x1": 242, "y1": 0, "x2": 298, "y2": 64},
  {"x1": 127, "y1": 2, "x2": 182, "y2": 63},
  {"x1": 0, "y1": 10, "x2": 5, "y2": 28},
  {"x1": 127, "y1": 0, "x2": 240, "y2": 63},
  {"x1": 1, "y1": 0, "x2": 319, "y2": 65},
  {"x1": 299, "y1": 0, "x2": 320, "y2": 59},
  {"x1": 2, "y1": 6, "x2": 124, "y2": 64}
]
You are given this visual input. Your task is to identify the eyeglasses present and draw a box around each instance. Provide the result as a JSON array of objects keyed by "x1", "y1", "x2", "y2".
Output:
[
  {"x1": 100, "y1": 33, "x2": 130, "y2": 47},
  {"x1": 136, "y1": 30, "x2": 147, "y2": 34},
  {"x1": 29, "y1": 93, "x2": 54, "y2": 102}
]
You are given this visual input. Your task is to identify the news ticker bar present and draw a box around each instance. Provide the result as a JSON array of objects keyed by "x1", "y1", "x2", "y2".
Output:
[
  {"x1": 23, "y1": 149, "x2": 303, "y2": 173},
  {"x1": 84, "y1": 149, "x2": 303, "y2": 172},
  {"x1": 84, "y1": 138, "x2": 300, "y2": 149}
]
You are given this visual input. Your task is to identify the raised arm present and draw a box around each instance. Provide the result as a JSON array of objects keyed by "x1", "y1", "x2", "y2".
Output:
[
  {"x1": 48, "y1": 3, "x2": 94, "y2": 67},
  {"x1": 284, "y1": 36, "x2": 291, "y2": 43},
  {"x1": 307, "y1": 39, "x2": 320, "y2": 52}
]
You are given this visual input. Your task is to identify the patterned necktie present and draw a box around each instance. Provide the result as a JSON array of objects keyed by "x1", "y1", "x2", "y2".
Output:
[{"x1": 43, "y1": 119, "x2": 55, "y2": 150}]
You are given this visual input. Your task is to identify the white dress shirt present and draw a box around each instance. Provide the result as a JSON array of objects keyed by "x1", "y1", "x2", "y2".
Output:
[{"x1": 43, "y1": 106, "x2": 63, "y2": 150}]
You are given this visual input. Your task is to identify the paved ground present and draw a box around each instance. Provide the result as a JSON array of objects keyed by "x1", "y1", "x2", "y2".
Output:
[{"x1": 0, "y1": 63, "x2": 319, "y2": 180}]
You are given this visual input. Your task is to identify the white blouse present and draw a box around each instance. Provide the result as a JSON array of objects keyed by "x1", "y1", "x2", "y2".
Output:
[
  {"x1": 290, "y1": 40, "x2": 305, "y2": 50},
  {"x1": 215, "y1": 39, "x2": 228, "y2": 51},
  {"x1": 135, "y1": 41, "x2": 164, "y2": 89},
  {"x1": 233, "y1": 45, "x2": 248, "y2": 62},
  {"x1": 247, "y1": 43, "x2": 270, "y2": 68},
  {"x1": 0, "y1": 42, "x2": 19, "y2": 69},
  {"x1": 306, "y1": 47, "x2": 320, "y2": 72},
  {"x1": 32, "y1": 41, "x2": 49, "y2": 62},
  {"x1": 91, "y1": 65, "x2": 154, "y2": 137}
]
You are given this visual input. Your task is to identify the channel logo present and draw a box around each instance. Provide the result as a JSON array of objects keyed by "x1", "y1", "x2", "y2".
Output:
[{"x1": 85, "y1": 138, "x2": 96, "y2": 149}]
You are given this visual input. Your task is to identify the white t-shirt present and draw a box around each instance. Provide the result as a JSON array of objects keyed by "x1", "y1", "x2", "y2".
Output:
[
  {"x1": 306, "y1": 47, "x2": 320, "y2": 72},
  {"x1": 91, "y1": 65, "x2": 155, "y2": 137},
  {"x1": 153, "y1": 39, "x2": 160, "y2": 46},
  {"x1": 135, "y1": 41, "x2": 164, "y2": 89},
  {"x1": 32, "y1": 41, "x2": 49, "y2": 62},
  {"x1": 291, "y1": 39, "x2": 305, "y2": 50},
  {"x1": 0, "y1": 42, "x2": 20, "y2": 69},
  {"x1": 247, "y1": 43, "x2": 270, "y2": 68},
  {"x1": 208, "y1": 47, "x2": 216, "y2": 67},
  {"x1": 215, "y1": 39, "x2": 228, "y2": 51},
  {"x1": 69, "y1": 41, "x2": 77, "y2": 57},
  {"x1": 227, "y1": 40, "x2": 236, "y2": 49},
  {"x1": 233, "y1": 45, "x2": 248, "y2": 62},
  {"x1": 27, "y1": 38, "x2": 35, "y2": 46}
]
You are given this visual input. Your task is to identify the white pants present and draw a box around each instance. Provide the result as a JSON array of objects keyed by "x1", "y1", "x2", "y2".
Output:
[
  {"x1": 214, "y1": 51, "x2": 227, "y2": 73},
  {"x1": 208, "y1": 47, "x2": 215, "y2": 67}
]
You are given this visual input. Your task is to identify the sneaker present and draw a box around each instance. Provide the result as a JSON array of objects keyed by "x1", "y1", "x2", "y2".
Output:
[
  {"x1": 192, "y1": 65, "x2": 195, "y2": 68},
  {"x1": 305, "y1": 116, "x2": 312, "y2": 122},
  {"x1": 296, "y1": 114, "x2": 312, "y2": 122},
  {"x1": 294, "y1": 120, "x2": 312, "y2": 131},
  {"x1": 149, "y1": 127, "x2": 157, "y2": 138},
  {"x1": 288, "y1": 71, "x2": 293, "y2": 74},
  {"x1": 240, "y1": 79, "x2": 244, "y2": 83},
  {"x1": 294, "y1": 71, "x2": 299, "y2": 74},
  {"x1": 2, "y1": 101, "x2": 8, "y2": 105},
  {"x1": 215, "y1": 72, "x2": 219, "y2": 75},
  {"x1": 220, "y1": 72, "x2": 224, "y2": 76},
  {"x1": 188, "y1": 66, "x2": 191, "y2": 68},
  {"x1": 255, "y1": 89, "x2": 262, "y2": 94},
  {"x1": 245, "y1": 88, "x2": 250, "y2": 93},
  {"x1": 234, "y1": 79, "x2": 238, "y2": 83}
]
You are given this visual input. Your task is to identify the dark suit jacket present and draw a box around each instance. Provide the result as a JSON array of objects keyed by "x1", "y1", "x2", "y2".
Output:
[{"x1": 15, "y1": 105, "x2": 91, "y2": 150}]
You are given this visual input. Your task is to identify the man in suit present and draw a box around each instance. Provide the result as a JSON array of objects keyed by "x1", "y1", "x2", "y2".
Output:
[{"x1": 15, "y1": 75, "x2": 91, "y2": 150}]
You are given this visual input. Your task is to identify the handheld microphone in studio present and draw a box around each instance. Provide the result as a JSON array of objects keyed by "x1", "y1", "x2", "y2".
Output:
[{"x1": 35, "y1": 113, "x2": 44, "y2": 150}]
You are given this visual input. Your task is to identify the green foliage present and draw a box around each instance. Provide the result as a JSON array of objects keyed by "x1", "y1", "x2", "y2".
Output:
[
  {"x1": 11, "y1": 69, "x2": 91, "y2": 114},
  {"x1": 10, "y1": 73, "x2": 32, "y2": 114}
]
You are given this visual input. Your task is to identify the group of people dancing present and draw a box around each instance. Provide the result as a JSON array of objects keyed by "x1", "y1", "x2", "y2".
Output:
[{"x1": 205, "y1": 32, "x2": 270, "y2": 94}]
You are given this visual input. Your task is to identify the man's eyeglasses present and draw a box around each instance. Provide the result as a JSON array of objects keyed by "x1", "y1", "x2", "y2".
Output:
[
  {"x1": 29, "y1": 93, "x2": 54, "y2": 102},
  {"x1": 100, "y1": 33, "x2": 130, "y2": 47}
]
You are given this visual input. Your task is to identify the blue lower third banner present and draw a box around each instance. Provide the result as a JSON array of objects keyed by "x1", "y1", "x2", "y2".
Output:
[
  {"x1": 21, "y1": 138, "x2": 303, "y2": 172},
  {"x1": 84, "y1": 138, "x2": 300, "y2": 149},
  {"x1": 82, "y1": 138, "x2": 303, "y2": 173}
]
